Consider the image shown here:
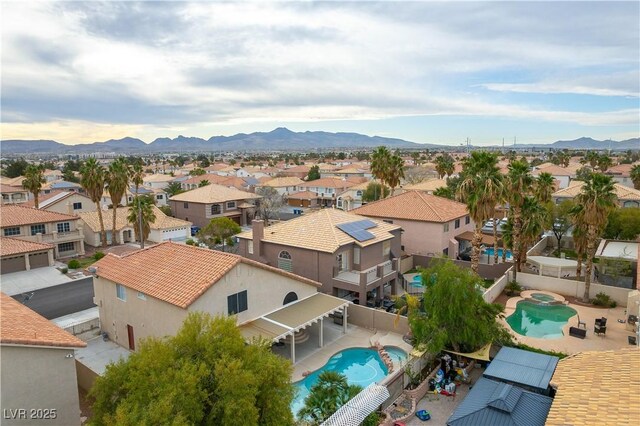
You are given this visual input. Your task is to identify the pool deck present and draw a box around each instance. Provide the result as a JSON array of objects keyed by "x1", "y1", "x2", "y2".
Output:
[{"x1": 501, "y1": 290, "x2": 634, "y2": 354}]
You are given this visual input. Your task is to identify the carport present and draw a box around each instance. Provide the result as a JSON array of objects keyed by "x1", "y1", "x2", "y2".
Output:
[{"x1": 239, "y1": 293, "x2": 350, "y2": 363}]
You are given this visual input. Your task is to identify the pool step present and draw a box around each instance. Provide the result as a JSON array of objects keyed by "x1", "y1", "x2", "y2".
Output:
[{"x1": 372, "y1": 340, "x2": 394, "y2": 373}]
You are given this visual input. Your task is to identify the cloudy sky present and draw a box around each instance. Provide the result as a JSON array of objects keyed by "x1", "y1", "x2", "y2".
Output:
[{"x1": 2, "y1": 1, "x2": 639, "y2": 146}]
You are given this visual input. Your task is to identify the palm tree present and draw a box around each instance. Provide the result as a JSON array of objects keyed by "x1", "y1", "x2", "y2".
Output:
[
  {"x1": 80, "y1": 158, "x2": 107, "y2": 247},
  {"x1": 572, "y1": 214, "x2": 587, "y2": 280},
  {"x1": 129, "y1": 160, "x2": 144, "y2": 196},
  {"x1": 518, "y1": 196, "x2": 548, "y2": 269},
  {"x1": 492, "y1": 178, "x2": 506, "y2": 265},
  {"x1": 630, "y1": 164, "x2": 640, "y2": 189},
  {"x1": 385, "y1": 154, "x2": 405, "y2": 196},
  {"x1": 370, "y1": 146, "x2": 390, "y2": 190},
  {"x1": 435, "y1": 154, "x2": 454, "y2": 179},
  {"x1": 297, "y1": 371, "x2": 362, "y2": 424},
  {"x1": 22, "y1": 164, "x2": 45, "y2": 208},
  {"x1": 127, "y1": 195, "x2": 157, "y2": 248},
  {"x1": 534, "y1": 172, "x2": 555, "y2": 204},
  {"x1": 165, "y1": 181, "x2": 184, "y2": 197},
  {"x1": 584, "y1": 151, "x2": 600, "y2": 169},
  {"x1": 571, "y1": 173, "x2": 617, "y2": 302},
  {"x1": 457, "y1": 151, "x2": 502, "y2": 273},
  {"x1": 105, "y1": 158, "x2": 130, "y2": 245},
  {"x1": 597, "y1": 155, "x2": 613, "y2": 172},
  {"x1": 505, "y1": 160, "x2": 534, "y2": 281}
]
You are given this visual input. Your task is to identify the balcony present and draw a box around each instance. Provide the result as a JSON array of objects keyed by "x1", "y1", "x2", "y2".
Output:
[
  {"x1": 22, "y1": 230, "x2": 83, "y2": 244},
  {"x1": 333, "y1": 259, "x2": 398, "y2": 287}
]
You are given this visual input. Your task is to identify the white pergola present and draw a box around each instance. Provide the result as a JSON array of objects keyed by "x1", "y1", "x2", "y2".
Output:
[
  {"x1": 527, "y1": 255, "x2": 578, "y2": 278},
  {"x1": 321, "y1": 384, "x2": 390, "y2": 426}
]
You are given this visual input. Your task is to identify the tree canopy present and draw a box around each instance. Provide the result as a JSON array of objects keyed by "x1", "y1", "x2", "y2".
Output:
[
  {"x1": 297, "y1": 371, "x2": 361, "y2": 425},
  {"x1": 307, "y1": 165, "x2": 321, "y2": 181},
  {"x1": 362, "y1": 181, "x2": 390, "y2": 202},
  {"x1": 604, "y1": 207, "x2": 640, "y2": 240},
  {"x1": 197, "y1": 217, "x2": 241, "y2": 252},
  {"x1": 2, "y1": 158, "x2": 29, "y2": 178},
  {"x1": 90, "y1": 313, "x2": 295, "y2": 426},
  {"x1": 255, "y1": 186, "x2": 285, "y2": 226}
]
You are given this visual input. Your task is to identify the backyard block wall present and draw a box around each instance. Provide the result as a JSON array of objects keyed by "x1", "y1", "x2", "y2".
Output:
[
  {"x1": 413, "y1": 255, "x2": 513, "y2": 280},
  {"x1": 483, "y1": 270, "x2": 511, "y2": 303},
  {"x1": 348, "y1": 304, "x2": 410, "y2": 336}
]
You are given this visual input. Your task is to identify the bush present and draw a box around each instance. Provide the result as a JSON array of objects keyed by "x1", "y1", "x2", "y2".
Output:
[
  {"x1": 67, "y1": 259, "x2": 81, "y2": 269},
  {"x1": 506, "y1": 343, "x2": 568, "y2": 359},
  {"x1": 60, "y1": 267, "x2": 68, "y2": 274},
  {"x1": 93, "y1": 251, "x2": 105, "y2": 260},
  {"x1": 591, "y1": 292, "x2": 617, "y2": 308},
  {"x1": 186, "y1": 238, "x2": 196, "y2": 246},
  {"x1": 505, "y1": 281, "x2": 522, "y2": 296}
]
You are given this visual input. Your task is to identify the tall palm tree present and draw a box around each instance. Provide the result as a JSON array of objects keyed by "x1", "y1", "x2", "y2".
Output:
[
  {"x1": 492, "y1": 176, "x2": 506, "y2": 265},
  {"x1": 22, "y1": 164, "x2": 45, "y2": 208},
  {"x1": 505, "y1": 160, "x2": 534, "y2": 281},
  {"x1": 572, "y1": 214, "x2": 587, "y2": 280},
  {"x1": 597, "y1": 155, "x2": 613, "y2": 172},
  {"x1": 584, "y1": 151, "x2": 600, "y2": 169},
  {"x1": 370, "y1": 146, "x2": 390, "y2": 190},
  {"x1": 127, "y1": 195, "x2": 157, "y2": 248},
  {"x1": 630, "y1": 164, "x2": 640, "y2": 190},
  {"x1": 535, "y1": 172, "x2": 555, "y2": 204},
  {"x1": 105, "y1": 158, "x2": 130, "y2": 245},
  {"x1": 165, "y1": 181, "x2": 184, "y2": 197},
  {"x1": 435, "y1": 154, "x2": 454, "y2": 179},
  {"x1": 518, "y1": 196, "x2": 548, "y2": 269},
  {"x1": 571, "y1": 173, "x2": 617, "y2": 302},
  {"x1": 457, "y1": 151, "x2": 502, "y2": 273},
  {"x1": 297, "y1": 371, "x2": 361, "y2": 424},
  {"x1": 80, "y1": 158, "x2": 107, "y2": 247},
  {"x1": 129, "y1": 160, "x2": 144, "y2": 197},
  {"x1": 385, "y1": 154, "x2": 405, "y2": 196}
]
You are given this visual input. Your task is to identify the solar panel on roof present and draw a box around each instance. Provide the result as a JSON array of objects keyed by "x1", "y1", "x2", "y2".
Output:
[
  {"x1": 336, "y1": 220, "x2": 378, "y2": 241},
  {"x1": 351, "y1": 229, "x2": 375, "y2": 242}
]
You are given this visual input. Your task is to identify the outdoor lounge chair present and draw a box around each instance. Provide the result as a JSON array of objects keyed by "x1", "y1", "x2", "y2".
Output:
[{"x1": 569, "y1": 326, "x2": 586, "y2": 339}]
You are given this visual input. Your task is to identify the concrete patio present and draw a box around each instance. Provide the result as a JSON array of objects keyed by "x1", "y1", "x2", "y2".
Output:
[
  {"x1": 0, "y1": 265, "x2": 72, "y2": 295},
  {"x1": 76, "y1": 336, "x2": 131, "y2": 375}
]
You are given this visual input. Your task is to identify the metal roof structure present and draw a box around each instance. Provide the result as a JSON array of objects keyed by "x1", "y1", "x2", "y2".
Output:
[
  {"x1": 483, "y1": 347, "x2": 559, "y2": 393},
  {"x1": 447, "y1": 377, "x2": 552, "y2": 426},
  {"x1": 321, "y1": 384, "x2": 390, "y2": 426}
]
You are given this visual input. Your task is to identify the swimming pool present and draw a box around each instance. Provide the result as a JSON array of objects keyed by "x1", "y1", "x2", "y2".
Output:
[
  {"x1": 409, "y1": 275, "x2": 423, "y2": 287},
  {"x1": 483, "y1": 247, "x2": 513, "y2": 259},
  {"x1": 291, "y1": 347, "x2": 407, "y2": 417},
  {"x1": 506, "y1": 300, "x2": 577, "y2": 339},
  {"x1": 531, "y1": 293, "x2": 557, "y2": 303}
]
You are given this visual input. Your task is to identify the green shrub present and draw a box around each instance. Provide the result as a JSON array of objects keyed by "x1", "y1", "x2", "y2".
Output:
[
  {"x1": 505, "y1": 281, "x2": 522, "y2": 296},
  {"x1": 591, "y1": 292, "x2": 617, "y2": 308},
  {"x1": 507, "y1": 343, "x2": 568, "y2": 359},
  {"x1": 186, "y1": 239, "x2": 196, "y2": 246},
  {"x1": 60, "y1": 267, "x2": 68, "y2": 274},
  {"x1": 67, "y1": 259, "x2": 81, "y2": 269},
  {"x1": 93, "y1": 251, "x2": 105, "y2": 260}
]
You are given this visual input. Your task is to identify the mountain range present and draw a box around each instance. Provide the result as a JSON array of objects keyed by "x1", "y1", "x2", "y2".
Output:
[{"x1": 0, "y1": 129, "x2": 638, "y2": 154}]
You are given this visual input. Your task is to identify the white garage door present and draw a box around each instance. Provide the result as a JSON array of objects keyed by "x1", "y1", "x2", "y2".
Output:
[{"x1": 163, "y1": 227, "x2": 188, "y2": 242}]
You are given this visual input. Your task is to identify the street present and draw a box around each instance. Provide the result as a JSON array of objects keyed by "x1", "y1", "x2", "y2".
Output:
[{"x1": 12, "y1": 277, "x2": 96, "y2": 320}]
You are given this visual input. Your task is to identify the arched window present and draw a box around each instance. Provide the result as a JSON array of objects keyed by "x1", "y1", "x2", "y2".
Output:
[
  {"x1": 623, "y1": 201, "x2": 639, "y2": 208},
  {"x1": 278, "y1": 251, "x2": 292, "y2": 272},
  {"x1": 283, "y1": 292, "x2": 298, "y2": 305}
]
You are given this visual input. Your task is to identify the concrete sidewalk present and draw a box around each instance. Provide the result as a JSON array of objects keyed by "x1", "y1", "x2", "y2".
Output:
[
  {"x1": 0, "y1": 266, "x2": 73, "y2": 295},
  {"x1": 76, "y1": 337, "x2": 131, "y2": 375}
]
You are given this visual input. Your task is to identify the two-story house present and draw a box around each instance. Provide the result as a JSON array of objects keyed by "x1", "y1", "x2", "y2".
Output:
[
  {"x1": 1, "y1": 184, "x2": 30, "y2": 205},
  {"x1": 0, "y1": 205, "x2": 85, "y2": 259},
  {"x1": 297, "y1": 178, "x2": 359, "y2": 207},
  {"x1": 352, "y1": 190, "x2": 473, "y2": 258},
  {"x1": 553, "y1": 180, "x2": 640, "y2": 208},
  {"x1": 168, "y1": 184, "x2": 261, "y2": 227},
  {"x1": 24, "y1": 190, "x2": 96, "y2": 215},
  {"x1": 336, "y1": 181, "x2": 370, "y2": 211},
  {"x1": 257, "y1": 177, "x2": 305, "y2": 196},
  {"x1": 237, "y1": 209, "x2": 402, "y2": 306}
]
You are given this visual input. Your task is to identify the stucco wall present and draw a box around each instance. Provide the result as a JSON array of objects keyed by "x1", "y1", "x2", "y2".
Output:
[
  {"x1": 1, "y1": 345, "x2": 81, "y2": 426},
  {"x1": 347, "y1": 304, "x2": 410, "y2": 335},
  {"x1": 44, "y1": 194, "x2": 97, "y2": 215},
  {"x1": 170, "y1": 200, "x2": 209, "y2": 228}
]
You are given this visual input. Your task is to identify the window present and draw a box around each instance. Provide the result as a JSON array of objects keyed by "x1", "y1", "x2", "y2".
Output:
[
  {"x1": 383, "y1": 219, "x2": 394, "y2": 224},
  {"x1": 57, "y1": 222, "x2": 71, "y2": 233},
  {"x1": 454, "y1": 219, "x2": 460, "y2": 229},
  {"x1": 383, "y1": 240, "x2": 391, "y2": 256},
  {"x1": 183, "y1": 202, "x2": 189, "y2": 209},
  {"x1": 211, "y1": 204, "x2": 221, "y2": 214},
  {"x1": 337, "y1": 252, "x2": 348, "y2": 272},
  {"x1": 58, "y1": 242, "x2": 75, "y2": 252},
  {"x1": 30, "y1": 224, "x2": 45, "y2": 235},
  {"x1": 156, "y1": 195, "x2": 163, "y2": 200},
  {"x1": 73, "y1": 202, "x2": 82, "y2": 210},
  {"x1": 3, "y1": 227, "x2": 20, "y2": 236},
  {"x1": 353, "y1": 246, "x2": 361, "y2": 265},
  {"x1": 227, "y1": 290, "x2": 248, "y2": 315},
  {"x1": 116, "y1": 284, "x2": 126, "y2": 301},
  {"x1": 137, "y1": 292, "x2": 146, "y2": 301},
  {"x1": 443, "y1": 223, "x2": 449, "y2": 232},
  {"x1": 278, "y1": 250, "x2": 292, "y2": 272},
  {"x1": 356, "y1": 190, "x2": 363, "y2": 197},
  {"x1": 226, "y1": 201, "x2": 236, "y2": 209},
  {"x1": 248, "y1": 240, "x2": 254, "y2": 254},
  {"x1": 465, "y1": 216, "x2": 470, "y2": 225}
]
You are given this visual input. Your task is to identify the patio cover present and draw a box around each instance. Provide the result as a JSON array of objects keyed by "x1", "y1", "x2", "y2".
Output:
[
  {"x1": 321, "y1": 384, "x2": 390, "y2": 426},
  {"x1": 444, "y1": 342, "x2": 492, "y2": 362},
  {"x1": 456, "y1": 231, "x2": 496, "y2": 246},
  {"x1": 527, "y1": 256, "x2": 578, "y2": 278}
]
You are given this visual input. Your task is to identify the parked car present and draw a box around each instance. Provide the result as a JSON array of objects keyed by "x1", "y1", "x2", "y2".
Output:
[{"x1": 190, "y1": 225, "x2": 201, "y2": 236}]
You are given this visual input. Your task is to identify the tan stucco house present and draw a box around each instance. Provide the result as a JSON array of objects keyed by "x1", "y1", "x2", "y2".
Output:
[
  {"x1": 1, "y1": 292, "x2": 86, "y2": 426},
  {"x1": 1, "y1": 237, "x2": 54, "y2": 274},
  {"x1": 24, "y1": 190, "x2": 96, "y2": 215}
]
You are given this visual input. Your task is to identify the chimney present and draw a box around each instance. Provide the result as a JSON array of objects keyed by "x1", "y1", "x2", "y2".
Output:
[{"x1": 252, "y1": 220, "x2": 264, "y2": 258}]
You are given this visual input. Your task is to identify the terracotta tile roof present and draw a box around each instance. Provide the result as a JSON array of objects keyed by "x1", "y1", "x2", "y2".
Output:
[
  {"x1": 287, "y1": 191, "x2": 319, "y2": 200},
  {"x1": 204, "y1": 163, "x2": 231, "y2": 171},
  {"x1": 237, "y1": 208, "x2": 400, "y2": 253},
  {"x1": 283, "y1": 165, "x2": 311, "y2": 173},
  {"x1": 0, "y1": 237, "x2": 53, "y2": 256},
  {"x1": 92, "y1": 242, "x2": 320, "y2": 308},
  {"x1": 0, "y1": 184, "x2": 28, "y2": 194},
  {"x1": 0, "y1": 292, "x2": 86, "y2": 348},
  {"x1": 1, "y1": 176, "x2": 26, "y2": 187},
  {"x1": 352, "y1": 190, "x2": 468, "y2": 223},
  {"x1": 79, "y1": 206, "x2": 190, "y2": 233},
  {"x1": 553, "y1": 180, "x2": 640, "y2": 201},
  {"x1": 533, "y1": 163, "x2": 581, "y2": 176},
  {"x1": 607, "y1": 163, "x2": 638, "y2": 176},
  {"x1": 143, "y1": 174, "x2": 176, "y2": 183},
  {"x1": 169, "y1": 183, "x2": 261, "y2": 204},
  {"x1": 546, "y1": 348, "x2": 640, "y2": 426},
  {"x1": 0, "y1": 204, "x2": 78, "y2": 227},
  {"x1": 258, "y1": 177, "x2": 304, "y2": 187},
  {"x1": 403, "y1": 178, "x2": 448, "y2": 192},
  {"x1": 298, "y1": 178, "x2": 358, "y2": 189}
]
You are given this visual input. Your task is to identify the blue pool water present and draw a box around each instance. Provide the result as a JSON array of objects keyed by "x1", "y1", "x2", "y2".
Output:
[
  {"x1": 483, "y1": 247, "x2": 513, "y2": 259},
  {"x1": 291, "y1": 347, "x2": 407, "y2": 417},
  {"x1": 506, "y1": 300, "x2": 577, "y2": 339},
  {"x1": 410, "y1": 275, "x2": 423, "y2": 287}
]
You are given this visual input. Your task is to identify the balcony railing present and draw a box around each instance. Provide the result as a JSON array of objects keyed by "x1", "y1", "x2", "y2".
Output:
[
  {"x1": 333, "y1": 259, "x2": 398, "y2": 286},
  {"x1": 22, "y1": 230, "x2": 82, "y2": 243}
]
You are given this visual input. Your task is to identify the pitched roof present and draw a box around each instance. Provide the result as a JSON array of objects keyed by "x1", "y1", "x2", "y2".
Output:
[
  {"x1": 0, "y1": 237, "x2": 53, "y2": 256},
  {"x1": 403, "y1": 178, "x2": 448, "y2": 192},
  {"x1": 533, "y1": 164, "x2": 581, "y2": 176},
  {"x1": 0, "y1": 184, "x2": 28, "y2": 194},
  {"x1": 483, "y1": 347, "x2": 558, "y2": 392},
  {"x1": 352, "y1": 190, "x2": 468, "y2": 223},
  {"x1": 0, "y1": 292, "x2": 86, "y2": 348},
  {"x1": 92, "y1": 242, "x2": 320, "y2": 308},
  {"x1": 298, "y1": 178, "x2": 358, "y2": 189},
  {"x1": 553, "y1": 180, "x2": 640, "y2": 201},
  {"x1": 606, "y1": 163, "x2": 637, "y2": 176},
  {"x1": 546, "y1": 348, "x2": 640, "y2": 426},
  {"x1": 169, "y1": 183, "x2": 261, "y2": 203},
  {"x1": 237, "y1": 208, "x2": 401, "y2": 253},
  {"x1": 258, "y1": 177, "x2": 304, "y2": 187},
  {"x1": 79, "y1": 206, "x2": 190, "y2": 233},
  {"x1": 287, "y1": 191, "x2": 319, "y2": 200},
  {"x1": 0, "y1": 204, "x2": 78, "y2": 227},
  {"x1": 143, "y1": 174, "x2": 176, "y2": 183}
]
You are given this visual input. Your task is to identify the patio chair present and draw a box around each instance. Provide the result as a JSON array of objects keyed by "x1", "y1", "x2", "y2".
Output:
[
  {"x1": 577, "y1": 315, "x2": 586, "y2": 329},
  {"x1": 594, "y1": 325, "x2": 606, "y2": 337},
  {"x1": 629, "y1": 336, "x2": 637, "y2": 346}
]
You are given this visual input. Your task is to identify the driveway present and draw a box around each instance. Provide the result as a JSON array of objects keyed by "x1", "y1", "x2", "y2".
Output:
[
  {"x1": 12, "y1": 277, "x2": 95, "y2": 319},
  {"x1": 1, "y1": 266, "x2": 73, "y2": 295}
]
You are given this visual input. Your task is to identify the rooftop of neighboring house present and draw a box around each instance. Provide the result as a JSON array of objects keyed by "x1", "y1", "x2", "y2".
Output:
[
  {"x1": 143, "y1": 173, "x2": 177, "y2": 183},
  {"x1": 43, "y1": 169, "x2": 62, "y2": 176},
  {"x1": 287, "y1": 190, "x2": 319, "y2": 200},
  {"x1": 298, "y1": 177, "x2": 359, "y2": 189},
  {"x1": 403, "y1": 178, "x2": 448, "y2": 192},
  {"x1": 168, "y1": 183, "x2": 261, "y2": 204},
  {"x1": 0, "y1": 292, "x2": 86, "y2": 348},
  {"x1": 553, "y1": 180, "x2": 640, "y2": 201},
  {"x1": 533, "y1": 163, "x2": 582, "y2": 176},
  {"x1": 257, "y1": 177, "x2": 305, "y2": 188},
  {"x1": 0, "y1": 236, "x2": 54, "y2": 256},
  {"x1": 1, "y1": 176, "x2": 26, "y2": 187},
  {"x1": 546, "y1": 348, "x2": 640, "y2": 426},
  {"x1": 92, "y1": 241, "x2": 320, "y2": 309},
  {"x1": 606, "y1": 162, "x2": 639, "y2": 176},
  {"x1": 204, "y1": 163, "x2": 231, "y2": 172},
  {"x1": 24, "y1": 190, "x2": 92, "y2": 209},
  {"x1": 0, "y1": 183, "x2": 28, "y2": 193},
  {"x1": 352, "y1": 190, "x2": 469, "y2": 223},
  {"x1": 42, "y1": 180, "x2": 82, "y2": 190},
  {"x1": 0, "y1": 204, "x2": 79, "y2": 228},
  {"x1": 181, "y1": 174, "x2": 228, "y2": 185},
  {"x1": 283, "y1": 164, "x2": 311, "y2": 173},
  {"x1": 79, "y1": 205, "x2": 190, "y2": 233},
  {"x1": 237, "y1": 208, "x2": 401, "y2": 253}
]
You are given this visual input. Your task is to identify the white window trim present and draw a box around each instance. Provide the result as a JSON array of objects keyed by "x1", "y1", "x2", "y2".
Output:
[{"x1": 116, "y1": 284, "x2": 127, "y2": 301}]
